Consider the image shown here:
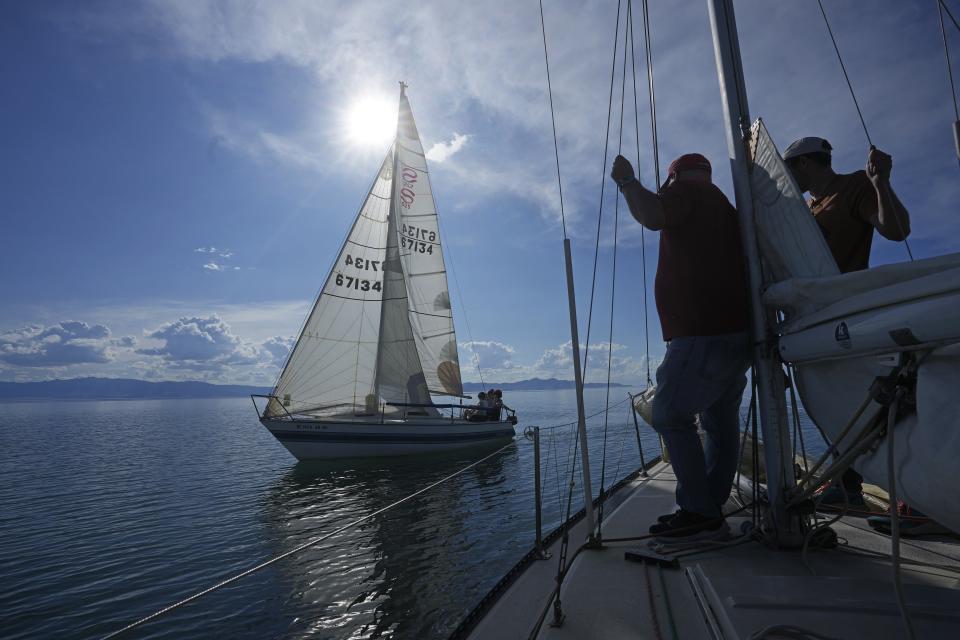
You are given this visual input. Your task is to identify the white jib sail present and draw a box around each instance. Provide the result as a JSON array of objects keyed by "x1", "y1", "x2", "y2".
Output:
[
  {"x1": 267, "y1": 151, "x2": 394, "y2": 418},
  {"x1": 392, "y1": 89, "x2": 464, "y2": 397}
]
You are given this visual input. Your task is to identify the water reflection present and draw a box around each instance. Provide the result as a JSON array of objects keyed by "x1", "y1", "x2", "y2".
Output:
[{"x1": 262, "y1": 442, "x2": 515, "y2": 639}]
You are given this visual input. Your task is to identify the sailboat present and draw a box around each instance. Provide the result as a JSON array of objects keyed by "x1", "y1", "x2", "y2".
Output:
[
  {"x1": 454, "y1": 1, "x2": 960, "y2": 638},
  {"x1": 252, "y1": 84, "x2": 517, "y2": 460}
]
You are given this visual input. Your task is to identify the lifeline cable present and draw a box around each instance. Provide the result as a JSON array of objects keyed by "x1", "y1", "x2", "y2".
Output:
[{"x1": 102, "y1": 440, "x2": 517, "y2": 640}]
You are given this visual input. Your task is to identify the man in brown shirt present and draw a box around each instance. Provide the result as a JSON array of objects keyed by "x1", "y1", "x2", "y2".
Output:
[
  {"x1": 783, "y1": 137, "x2": 911, "y2": 272},
  {"x1": 784, "y1": 137, "x2": 912, "y2": 506},
  {"x1": 612, "y1": 153, "x2": 750, "y2": 540}
]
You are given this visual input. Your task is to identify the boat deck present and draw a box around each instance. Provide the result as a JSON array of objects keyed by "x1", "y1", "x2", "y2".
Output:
[{"x1": 467, "y1": 461, "x2": 960, "y2": 639}]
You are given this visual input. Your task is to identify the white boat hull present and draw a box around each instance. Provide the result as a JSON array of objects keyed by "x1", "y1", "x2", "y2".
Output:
[{"x1": 260, "y1": 417, "x2": 516, "y2": 460}]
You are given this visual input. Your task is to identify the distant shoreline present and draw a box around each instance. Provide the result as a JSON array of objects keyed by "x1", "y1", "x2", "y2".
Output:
[{"x1": 0, "y1": 376, "x2": 630, "y2": 401}]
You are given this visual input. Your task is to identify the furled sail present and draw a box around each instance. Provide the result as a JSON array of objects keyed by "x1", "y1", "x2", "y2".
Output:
[
  {"x1": 267, "y1": 151, "x2": 393, "y2": 417},
  {"x1": 748, "y1": 119, "x2": 839, "y2": 285},
  {"x1": 391, "y1": 89, "x2": 464, "y2": 397}
]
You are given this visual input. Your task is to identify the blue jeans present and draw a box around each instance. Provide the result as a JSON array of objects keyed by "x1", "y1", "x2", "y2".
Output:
[{"x1": 652, "y1": 332, "x2": 750, "y2": 517}]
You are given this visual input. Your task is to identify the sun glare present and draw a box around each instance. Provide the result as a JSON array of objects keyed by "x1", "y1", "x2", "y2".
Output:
[{"x1": 343, "y1": 94, "x2": 397, "y2": 150}]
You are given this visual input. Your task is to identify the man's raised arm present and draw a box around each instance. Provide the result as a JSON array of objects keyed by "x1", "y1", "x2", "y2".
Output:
[
  {"x1": 867, "y1": 147, "x2": 911, "y2": 241},
  {"x1": 610, "y1": 155, "x2": 666, "y2": 231}
]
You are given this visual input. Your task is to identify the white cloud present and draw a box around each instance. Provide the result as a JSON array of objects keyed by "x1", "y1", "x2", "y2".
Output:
[
  {"x1": 138, "y1": 315, "x2": 261, "y2": 367},
  {"x1": 197, "y1": 246, "x2": 238, "y2": 271},
  {"x1": 426, "y1": 133, "x2": 471, "y2": 163},
  {"x1": 262, "y1": 335, "x2": 296, "y2": 367},
  {"x1": 531, "y1": 340, "x2": 651, "y2": 384},
  {"x1": 460, "y1": 340, "x2": 515, "y2": 370},
  {"x1": 195, "y1": 246, "x2": 233, "y2": 257},
  {"x1": 0, "y1": 321, "x2": 136, "y2": 367}
]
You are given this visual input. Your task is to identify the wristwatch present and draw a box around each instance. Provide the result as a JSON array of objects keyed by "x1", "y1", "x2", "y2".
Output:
[{"x1": 617, "y1": 176, "x2": 638, "y2": 189}]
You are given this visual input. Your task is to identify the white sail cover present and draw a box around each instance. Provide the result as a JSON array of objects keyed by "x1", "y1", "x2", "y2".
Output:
[
  {"x1": 748, "y1": 119, "x2": 839, "y2": 285},
  {"x1": 267, "y1": 87, "x2": 462, "y2": 418},
  {"x1": 392, "y1": 90, "x2": 463, "y2": 397}
]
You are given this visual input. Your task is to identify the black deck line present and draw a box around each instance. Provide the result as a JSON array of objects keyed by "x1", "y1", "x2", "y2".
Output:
[{"x1": 446, "y1": 455, "x2": 664, "y2": 640}]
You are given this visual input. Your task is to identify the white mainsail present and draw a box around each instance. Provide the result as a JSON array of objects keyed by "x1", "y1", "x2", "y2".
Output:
[
  {"x1": 393, "y1": 90, "x2": 464, "y2": 397},
  {"x1": 268, "y1": 86, "x2": 463, "y2": 418}
]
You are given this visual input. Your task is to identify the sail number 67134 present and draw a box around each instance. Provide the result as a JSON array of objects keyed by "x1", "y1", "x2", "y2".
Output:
[{"x1": 335, "y1": 273, "x2": 382, "y2": 292}]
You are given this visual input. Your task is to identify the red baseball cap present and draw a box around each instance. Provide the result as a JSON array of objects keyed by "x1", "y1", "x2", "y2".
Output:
[{"x1": 667, "y1": 153, "x2": 712, "y2": 177}]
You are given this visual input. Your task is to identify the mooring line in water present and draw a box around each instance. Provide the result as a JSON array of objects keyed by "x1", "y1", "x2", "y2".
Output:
[{"x1": 101, "y1": 440, "x2": 518, "y2": 640}]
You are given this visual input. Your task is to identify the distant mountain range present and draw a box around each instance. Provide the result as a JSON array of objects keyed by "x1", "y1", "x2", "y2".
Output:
[
  {"x1": 461, "y1": 378, "x2": 629, "y2": 392},
  {"x1": 0, "y1": 376, "x2": 628, "y2": 401},
  {"x1": 0, "y1": 377, "x2": 270, "y2": 401}
]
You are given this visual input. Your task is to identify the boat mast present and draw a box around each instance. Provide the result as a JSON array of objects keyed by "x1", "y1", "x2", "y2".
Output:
[
  {"x1": 706, "y1": 0, "x2": 798, "y2": 542},
  {"x1": 372, "y1": 82, "x2": 407, "y2": 405},
  {"x1": 565, "y1": 237, "x2": 597, "y2": 543}
]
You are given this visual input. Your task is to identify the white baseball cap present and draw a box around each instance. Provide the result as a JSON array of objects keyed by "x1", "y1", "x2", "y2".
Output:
[{"x1": 783, "y1": 137, "x2": 833, "y2": 161}]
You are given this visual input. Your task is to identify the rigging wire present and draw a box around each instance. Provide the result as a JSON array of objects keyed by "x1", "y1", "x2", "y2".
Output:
[
  {"x1": 538, "y1": 0, "x2": 569, "y2": 239},
  {"x1": 941, "y1": 0, "x2": 960, "y2": 33},
  {"x1": 538, "y1": 0, "x2": 623, "y2": 625},
  {"x1": 939, "y1": 0, "x2": 960, "y2": 122},
  {"x1": 816, "y1": 0, "x2": 915, "y2": 262},
  {"x1": 439, "y1": 219, "x2": 486, "y2": 389},
  {"x1": 582, "y1": 0, "x2": 627, "y2": 384},
  {"x1": 938, "y1": 0, "x2": 960, "y2": 171},
  {"x1": 816, "y1": 0, "x2": 873, "y2": 147},
  {"x1": 635, "y1": 0, "x2": 656, "y2": 386},
  {"x1": 598, "y1": 0, "x2": 631, "y2": 538}
]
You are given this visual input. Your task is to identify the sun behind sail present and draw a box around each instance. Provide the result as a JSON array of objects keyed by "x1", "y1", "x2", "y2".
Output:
[{"x1": 267, "y1": 86, "x2": 464, "y2": 419}]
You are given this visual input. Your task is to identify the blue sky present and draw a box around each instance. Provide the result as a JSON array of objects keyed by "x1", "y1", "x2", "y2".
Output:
[{"x1": 2, "y1": 0, "x2": 958, "y2": 386}]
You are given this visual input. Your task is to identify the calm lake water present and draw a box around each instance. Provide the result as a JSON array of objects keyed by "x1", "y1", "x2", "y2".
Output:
[{"x1": 0, "y1": 388, "x2": 824, "y2": 639}]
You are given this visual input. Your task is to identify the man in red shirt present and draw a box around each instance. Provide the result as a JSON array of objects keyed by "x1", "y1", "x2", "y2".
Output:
[
  {"x1": 612, "y1": 153, "x2": 750, "y2": 540},
  {"x1": 784, "y1": 138, "x2": 912, "y2": 508}
]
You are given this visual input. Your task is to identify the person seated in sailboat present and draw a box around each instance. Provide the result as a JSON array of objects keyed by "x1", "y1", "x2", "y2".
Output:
[
  {"x1": 466, "y1": 391, "x2": 490, "y2": 422},
  {"x1": 611, "y1": 152, "x2": 751, "y2": 540},
  {"x1": 783, "y1": 137, "x2": 912, "y2": 508},
  {"x1": 490, "y1": 389, "x2": 504, "y2": 421}
]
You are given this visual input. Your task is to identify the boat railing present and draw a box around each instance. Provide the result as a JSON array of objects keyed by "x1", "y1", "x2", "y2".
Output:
[
  {"x1": 250, "y1": 394, "x2": 299, "y2": 421},
  {"x1": 386, "y1": 401, "x2": 517, "y2": 425}
]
